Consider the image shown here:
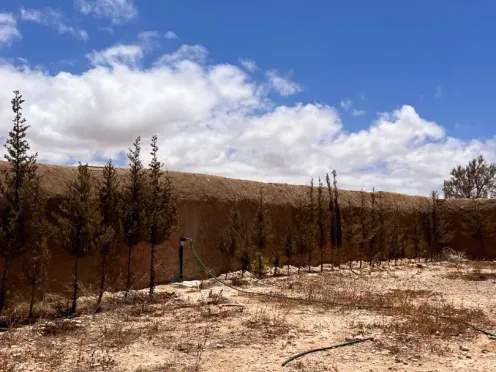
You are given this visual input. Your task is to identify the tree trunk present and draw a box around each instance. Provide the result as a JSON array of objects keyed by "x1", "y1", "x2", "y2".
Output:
[
  {"x1": 287, "y1": 256, "x2": 291, "y2": 276},
  {"x1": 149, "y1": 243, "x2": 155, "y2": 296},
  {"x1": 308, "y1": 251, "x2": 311, "y2": 273},
  {"x1": 0, "y1": 258, "x2": 10, "y2": 316},
  {"x1": 320, "y1": 247, "x2": 323, "y2": 272},
  {"x1": 28, "y1": 257, "x2": 40, "y2": 320},
  {"x1": 96, "y1": 249, "x2": 108, "y2": 311},
  {"x1": 125, "y1": 244, "x2": 133, "y2": 300},
  {"x1": 71, "y1": 254, "x2": 79, "y2": 315},
  {"x1": 336, "y1": 247, "x2": 341, "y2": 268}
]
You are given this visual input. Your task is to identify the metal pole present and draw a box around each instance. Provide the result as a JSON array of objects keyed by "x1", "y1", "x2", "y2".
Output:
[{"x1": 179, "y1": 237, "x2": 186, "y2": 282}]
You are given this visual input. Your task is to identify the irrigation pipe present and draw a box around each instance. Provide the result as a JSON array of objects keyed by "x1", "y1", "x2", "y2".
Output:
[
  {"x1": 281, "y1": 337, "x2": 374, "y2": 367},
  {"x1": 186, "y1": 238, "x2": 496, "y2": 341}
]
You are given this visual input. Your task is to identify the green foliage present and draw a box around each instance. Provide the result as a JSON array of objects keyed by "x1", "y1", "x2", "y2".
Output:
[
  {"x1": 0, "y1": 90, "x2": 39, "y2": 315},
  {"x1": 96, "y1": 159, "x2": 122, "y2": 308},
  {"x1": 121, "y1": 137, "x2": 148, "y2": 297},
  {"x1": 443, "y1": 155, "x2": 496, "y2": 199},
  {"x1": 22, "y1": 176, "x2": 52, "y2": 319},
  {"x1": 250, "y1": 252, "x2": 270, "y2": 277},
  {"x1": 53, "y1": 162, "x2": 104, "y2": 313},
  {"x1": 147, "y1": 135, "x2": 178, "y2": 295},
  {"x1": 122, "y1": 137, "x2": 148, "y2": 248}
]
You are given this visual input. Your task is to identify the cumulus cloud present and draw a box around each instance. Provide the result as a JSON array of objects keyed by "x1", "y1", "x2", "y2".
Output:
[
  {"x1": 0, "y1": 13, "x2": 21, "y2": 47},
  {"x1": 0, "y1": 42, "x2": 494, "y2": 196},
  {"x1": 239, "y1": 58, "x2": 257, "y2": 72},
  {"x1": 19, "y1": 7, "x2": 88, "y2": 41},
  {"x1": 75, "y1": 0, "x2": 138, "y2": 25},
  {"x1": 164, "y1": 31, "x2": 178, "y2": 40},
  {"x1": 266, "y1": 70, "x2": 301, "y2": 96}
]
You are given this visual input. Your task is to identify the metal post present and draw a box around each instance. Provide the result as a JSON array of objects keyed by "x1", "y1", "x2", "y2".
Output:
[{"x1": 179, "y1": 237, "x2": 186, "y2": 282}]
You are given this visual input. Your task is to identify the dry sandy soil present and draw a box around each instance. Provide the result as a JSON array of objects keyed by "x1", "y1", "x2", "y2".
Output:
[{"x1": 1, "y1": 257, "x2": 496, "y2": 372}]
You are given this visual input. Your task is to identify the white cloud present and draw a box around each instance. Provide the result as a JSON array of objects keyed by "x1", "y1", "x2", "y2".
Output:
[
  {"x1": 75, "y1": 0, "x2": 138, "y2": 25},
  {"x1": 340, "y1": 99, "x2": 352, "y2": 111},
  {"x1": 86, "y1": 43, "x2": 143, "y2": 67},
  {"x1": 19, "y1": 7, "x2": 88, "y2": 41},
  {"x1": 0, "y1": 13, "x2": 21, "y2": 47},
  {"x1": 351, "y1": 108, "x2": 366, "y2": 117},
  {"x1": 266, "y1": 70, "x2": 301, "y2": 96},
  {"x1": 239, "y1": 58, "x2": 257, "y2": 72},
  {"x1": 154, "y1": 44, "x2": 208, "y2": 66},
  {"x1": 0, "y1": 43, "x2": 494, "y2": 196},
  {"x1": 164, "y1": 31, "x2": 178, "y2": 40}
]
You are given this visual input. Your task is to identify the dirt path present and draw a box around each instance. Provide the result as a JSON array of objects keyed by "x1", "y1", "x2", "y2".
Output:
[{"x1": 1, "y1": 259, "x2": 495, "y2": 371}]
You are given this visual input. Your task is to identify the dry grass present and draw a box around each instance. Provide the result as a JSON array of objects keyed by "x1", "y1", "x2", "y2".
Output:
[{"x1": 445, "y1": 269, "x2": 496, "y2": 281}]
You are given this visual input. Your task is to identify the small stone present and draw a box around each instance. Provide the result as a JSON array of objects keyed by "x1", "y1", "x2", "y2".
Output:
[
  {"x1": 460, "y1": 345, "x2": 469, "y2": 352},
  {"x1": 215, "y1": 344, "x2": 224, "y2": 349},
  {"x1": 481, "y1": 349, "x2": 489, "y2": 354},
  {"x1": 466, "y1": 355, "x2": 472, "y2": 359}
]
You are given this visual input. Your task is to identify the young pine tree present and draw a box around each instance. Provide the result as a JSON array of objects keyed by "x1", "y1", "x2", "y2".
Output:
[
  {"x1": 96, "y1": 159, "x2": 122, "y2": 310},
  {"x1": 0, "y1": 90, "x2": 39, "y2": 315},
  {"x1": 316, "y1": 177, "x2": 327, "y2": 272},
  {"x1": 23, "y1": 177, "x2": 51, "y2": 320},
  {"x1": 251, "y1": 189, "x2": 271, "y2": 278},
  {"x1": 424, "y1": 191, "x2": 454, "y2": 261},
  {"x1": 122, "y1": 137, "x2": 148, "y2": 300},
  {"x1": 332, "y1": 170, "x2": 343, "y2": 266},
  {"x1": 147, "y1": 135, "x2": 178, "y2": 296},
  {"x1": 283, "y1": 226, "x2": 295, "y2": 276},
  {"x1": 219, "y1": 198, "x2": 243, "y2": 278},
  {"x1": 326, "y1": 173, "x2": 337, "y2": 264},
  {"x1": 53, "y1": 163, "x2": 103, "y2": 314},
  {"x1": 306, "y1": 179, "x2": 317, "y2": 272}
]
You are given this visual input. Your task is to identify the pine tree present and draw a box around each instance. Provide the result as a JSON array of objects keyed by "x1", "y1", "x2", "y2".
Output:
[
  {"x1": 317, "y1": 178, "x2": 327, "y2": 272},
  {"x1": 294, "y1": 193, "x2": 308, "y2": 274},
  {"x1": 306, "y1": 179, "x2": 317, "y2": 272},
  {"x1": 147, "y1": 135, "x2": 178, "y2": 296},
  {"x1": 283, "y1": 225, "x2": 294, "y2": 276},
  {"x1": 23, "y1": 176, "x2": 51, "y2": 320},
  {"x1": 0, "y1": 90, "x2": 38, "y2": 315},
  {"x1": 326, "y1": 174, "x2": 336, "y2": 264},
  {"x1": 357, "y1": 189, "x2": 369, "y2": 269},
  {"x1": 53, "y1": 163, "x2": 103, "y2": 314},
  {"x1": 342, "y1": 196, "x2": 358, "y2": 269},
  {"x1": 96, "y1": 159, "x2": 121, "y2": 310},
  {"x1": 219, "y1": 198, "x2": 243, "y2": 278},
  {"x1": 332, "y1": 170, "x2": 343, "y2": 266},
  {"x1": 251, "y1": 189, "x2": 271, "y2": 278},
  {"x1": 122, "y1": 137, "x2": 148, "y2": 300},
  {"x1": 424, "y1": 191, "x2": 454, "y2": 261}
]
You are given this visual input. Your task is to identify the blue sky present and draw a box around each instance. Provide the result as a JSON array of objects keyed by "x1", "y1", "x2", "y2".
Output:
[{"x1": 0, "y1": 0, "x2": 495, "y2": 195}]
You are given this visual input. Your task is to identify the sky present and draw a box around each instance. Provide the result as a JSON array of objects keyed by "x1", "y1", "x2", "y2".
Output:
[{"x1": 0, "y1": 0, "x2": 495, "y2": 196}]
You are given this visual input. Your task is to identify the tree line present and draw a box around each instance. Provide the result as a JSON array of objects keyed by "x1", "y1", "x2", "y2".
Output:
[
  {"x1": 218, "y1": 156, "x2": 495, "y2": 278},
  {"x1": 0, "y1": 91, "x2": 178, "y2": 318}
]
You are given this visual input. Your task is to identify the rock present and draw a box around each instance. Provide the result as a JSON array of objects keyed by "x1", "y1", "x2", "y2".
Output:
[
  {"x1": 459, "y1": 345, "x2": 469, "y2": 352},
  {"x1": 216, "y1": 344, "x2": 224, "y2": 349}
]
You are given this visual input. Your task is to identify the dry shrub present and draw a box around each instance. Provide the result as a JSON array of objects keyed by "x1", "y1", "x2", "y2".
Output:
[
  {"x1": 40, "y1": 318, "x2": 82, "y2": 337},
  {"x1": 445, "y1": 270, "x2": 496, "y2": 281},
  {"x1": 244, "y1": 303, "x2": 291, "y2": 336},
  {"x1": 99, "y1": 322, "x2": 146, "y2": 349}
]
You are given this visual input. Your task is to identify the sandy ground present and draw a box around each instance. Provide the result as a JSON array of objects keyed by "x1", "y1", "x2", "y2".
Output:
[{"x1": 1, "y1": 258, "x2": 496, "y2": 372}]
